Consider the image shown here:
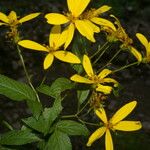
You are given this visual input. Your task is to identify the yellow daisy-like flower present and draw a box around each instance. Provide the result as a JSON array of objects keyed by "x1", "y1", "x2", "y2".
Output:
[
  {"x1": 70, "y1": 55, "x2": 118, "y2": 94},
  {"x1": 87, "y1": 101, "x2": 142, "y2": 150},
  {"x1": 102, "y1": 15, "x2": 142, "y2": 62},
  {"x1": 0, "y1": 11, "x2": 40, "y2": 27},
  {"x1": 136, "y1": 33, "x2": 150, "y2": 63},
  {"x1": 45, "y1": 0, "x2": 111, "y2": 49},
  {"x1": 18, "y1": 25, "x2": 81, "y2": 69}
]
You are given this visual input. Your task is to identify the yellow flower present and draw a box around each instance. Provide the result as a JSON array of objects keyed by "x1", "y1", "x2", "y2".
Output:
[
  {"x1": 87, "y1": 101, "x2": 142, "y2": 150},
  {"x1": 18, "y1": 25, "x2": 81, "y2": 69},
  {"x1": 102, "y1": 15, "x2": 142, "y2": 62},
  {"x1": 136, "y1": 33, "x2": 150, "y2": 63},
  {"x1": 70, "y1": 55, "x2": 118, "y2": 94},
  {"x1": 0, "y1": 11, "x2": 40, "y2": 27},
  {"x1": 45, "y1": 0, "x2": 111, "y2": 49}
]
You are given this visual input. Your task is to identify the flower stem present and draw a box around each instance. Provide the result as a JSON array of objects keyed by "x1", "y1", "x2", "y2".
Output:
[
  {"x1": 91, "y1": 41, "x2": 109, "y2": 59},
  {"x1": 61, "y1": 114, "x2": 77, "y2": 119},
  {"x1": 77, "y1": 117, "x2": 99, "y2": 126},
  {"x1": 93, "y1": 43, "x2": 111, "y2": 64},
  {"x1": 113, "y1": 61, "x2": 139, "y2": 73},
  {"x1": 77, "y1": 100, "x2": 89, "y2": 115},
  {"x1": 99, "y1": 49, "x2": 122, "y2": 72},
  {"x1": 17, "y1": 45, "x2": 40, "y2": 102}
]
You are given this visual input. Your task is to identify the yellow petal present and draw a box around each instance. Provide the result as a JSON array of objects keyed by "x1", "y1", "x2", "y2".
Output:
[
  {"x1": 136, "y1": 33, "x2": 148, "y2": 49},
  {"x1": 98, "y1": 69, "x2": 112, "y2": 79},
  {"x1": 68, "y1": 0, "x2": 90, "y2": 17},
  {"x1": 91, "y1": 17, "x2": 116, "y2": 31},
  {"x1": 96, "y1": 84, "x2": 112, "y2": 94},
  {"x1": 75, "y1": 19, "x2": 95, "y2": 42},
  {"x1": 95, "y1": 108, "x2": 108, "y2": 124},
  {"x1": 0, "y1": 12, "x2": 9, "y2": 23},
  {"x1": 45, "y1": 13, "x2": 69, "y2": 25},
  {"x1": 70, "y1": 74, "x2": 94, "y2": 84},
  {"x1": 63, "y1": 23, "x2": 75, "y2": 49},
  {"x1": 93, "y1": 5, "x2": 111, "y2": 16},
  {"x1": 147, "y1": 42, "x2": 150, "y2": 57},
  {"x1": 43, "y1": 53, "x2": 54, "y2": 69},
  {"x1": 18, "y1": 40, "x2": 49, "y2": 52},
  {"x1": 84, "y1": 20, "x2": 100, "y2": 33},
  {"x1": 67, "y1": 0, "x2": 78, "y2": 15},
  {"x1": 110, "y1": 101, "x2": 137, "y2": 125},
  {"x1": 130, "y1": 47, "x2": 142, "y2": 62},
  {"x1": 54, "y1": 51, "x2": 81, "y2": 63},
  {"x1": 8, "y1": 11, "x2": 17, "y2": 22},
  {"x1": 83, "y1": 55, "x2": 94, "y2": 77},
  {"x1": 113, "y1": 121, "x2": 142, "y2": 131},
  {"x1": 0, "y1": 22, "x2": 7, "y2": 26},
  {"x1": 87, "y1": 127, "x2": 106, "y2": 147},
  {"x1": 102, "y1": 78, "x2": 118, "y2": 87},
  {"x1": 105, "y1": 130, "x2": 113, "y2": 150},
  {"x1": 19, "y1": 13, "x2": 40, "y2": 23},
  {"x1": 49, "y1": 25, "x2": 61, "y2": 48}
]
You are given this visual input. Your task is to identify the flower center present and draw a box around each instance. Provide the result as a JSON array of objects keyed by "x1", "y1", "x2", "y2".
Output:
[
  {"x1": 89, "y1": 75, "x2": 103, "y2": 84},
  {"x1": 44, "y1": 45, "x2": 56, "y2": 53},
  {"x1": 66, "y1": 13, "x2": 77, "y2": 23},
  {"x1": 105, "y1": 122, "x2": 113, "y2": 129}
]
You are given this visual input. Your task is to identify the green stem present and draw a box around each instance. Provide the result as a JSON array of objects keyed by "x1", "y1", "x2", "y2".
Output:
[
  {"x1": 108, "y1": 49, "x2": 122, "y2": 64},
  {"x1": 93, "y1": 43, "x2": 111, "y2": 64},
  {"x1": 77, "y1": 117, "x2": 99, "y2": 126},
  {"x1": 17, "y1": 45, "x2": 40, "y2": 102},
  {"x1": 91, "y1": 41, "x2": 109, "y2": 59},
  {"x1": 77, "y1": 100, "x2": 89, "y2": 115},
  {"x1": 61, "y1": 114, "x2": 77, "y2": 119},
  {"x1": 61, "y1": 114, "x2": 99, "y2": 126},
  {"x1": 113, "y1": 61, "x2": 139, "y2": 73},
  {"x1": 98, "y1": 49, "x2": 122, "y2": 72},
  {"x1": 40, "y1": 69, "x2": 50, "y2": 85}
]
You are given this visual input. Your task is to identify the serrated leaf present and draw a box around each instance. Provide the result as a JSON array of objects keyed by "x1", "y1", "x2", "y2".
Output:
[
  {"x1": 23, "y1": 98, "x2": 63, "y2": 135},
  {"x1": 43, "y1": 97, "x2": 63, "y2": 134},
  {"x1": 0, "y1": 74, "x2": 42, "y2": 118},
  {"x1": 77, "y1": 90, "x2": 90, "y2": 105},
  {"x1": 0, "y1": 74, "x2": 36, "y2": 101},
  {"x1": 22, "y1": 116, "x2": 45, "y2": 134},
  {"x1": 45, "y1": 130, "x2": 72, "y2": 150},
  {"x1": 56, "y1": 120, "x2": 89, "y2": 136},
  {"x1": 26, "y1": 99, "x2": 42, "y2": 119},
  {"x1": 37, "y1": 78, "x2": 74, "y2": 98},
  {"x1": 37, "y1": 84, "x2": 52, "y2": 97},
  {"x1": 0, "y1": 130, "x2": 41, "y2": 145}
]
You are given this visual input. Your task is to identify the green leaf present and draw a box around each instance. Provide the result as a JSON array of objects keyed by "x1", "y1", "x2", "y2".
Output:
[
  {"x1": 37, "y1": 78, "x2": 74, "y2": 98},
  {"x1": 0, "y1": 74, "x2": 36, "y2": 101},
  {"x1": 71, "y1": 64, "x2": 83, "y2": 74},
  {"x1": 0, "y1": 74, "x2": 42, "y2": 118},
  {"x1": 23, "y1": 98, "x2": 63, "y2": 135},
  {"x1": 0, "y1": 146, "x2": 15, "y2": 150},
  {"x1": 37, "y1": 84, "x2": 52, "y2": 97},
  {"x1": 22, "y1": 116, "x2": 45, "y2": 134},
  {"x1": 26, "y1": 99, "x2": 42, "y2": 119},
  {"x1": 37, "y1": 140, "x2": 46, "y2": 150},
  {"x1": 56, "y1": 120, "x2": 89, "y2": 136},
  {"x1": 45, "y1": 130, "x2": 72, "y2": 150},
  {"x1": 77, "y1": 90, "x2": 90, "y2": 105},
  {"x1": 0, "y1": 130, "x2": 41, "y2": 145}
]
